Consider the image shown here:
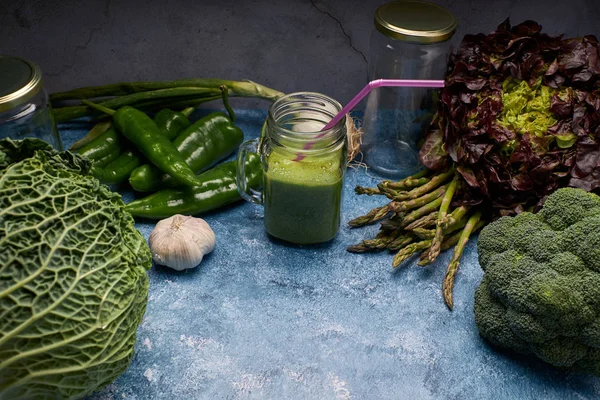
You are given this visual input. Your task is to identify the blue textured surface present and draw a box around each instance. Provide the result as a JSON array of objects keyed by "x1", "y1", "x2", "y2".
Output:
[{"x1": 59, "y1": 110, "x2": 600, "y2": 400}]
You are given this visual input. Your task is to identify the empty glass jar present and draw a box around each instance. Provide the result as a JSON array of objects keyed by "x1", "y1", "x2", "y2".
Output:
[
  {"x1": 0, "y1": 56, "x2": 62, "y2": 150},
  {"x1": 362, "y1": 0, "x2": 456, "y2": 178}
]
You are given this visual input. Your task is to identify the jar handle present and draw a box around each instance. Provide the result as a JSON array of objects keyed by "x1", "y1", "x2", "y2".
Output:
[{"x1": 236, "y1": 139, "x2": 263, "y2": 205}]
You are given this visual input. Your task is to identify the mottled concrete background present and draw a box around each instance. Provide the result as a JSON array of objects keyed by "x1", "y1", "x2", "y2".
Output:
[{"x1": 2, "y1": 0, "x2": 599, "y2": 106}]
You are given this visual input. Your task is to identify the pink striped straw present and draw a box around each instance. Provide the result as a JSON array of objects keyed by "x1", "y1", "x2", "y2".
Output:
[{"x1": 294, "y1": 79, "x2": 446, "y2": 161}]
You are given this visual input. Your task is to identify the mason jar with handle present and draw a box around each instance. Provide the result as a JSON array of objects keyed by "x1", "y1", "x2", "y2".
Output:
[{"x1": 236, "y1": 92, "x2": 347, "y2": 245}]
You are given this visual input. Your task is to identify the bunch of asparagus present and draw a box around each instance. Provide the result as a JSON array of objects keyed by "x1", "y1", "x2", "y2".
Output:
[{"x1": 347, "y1": 168, "x2": 485, "y2": 310}]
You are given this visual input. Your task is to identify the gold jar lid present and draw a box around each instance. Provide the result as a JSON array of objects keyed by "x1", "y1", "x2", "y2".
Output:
[
  {"x1": 0, "y1": 56, "x2": 44, "y2": 113},
  {"x1": 374, "y1": 0, "x2": 457, "y2": 44}
]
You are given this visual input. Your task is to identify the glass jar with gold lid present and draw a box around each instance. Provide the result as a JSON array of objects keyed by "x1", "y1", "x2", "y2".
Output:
[
  {"x1": 362, "y1": 0, "x2": 456, "y2": 177},
  {"x1": 0, "y1": 56, "x2": 62, "y2": 150}
]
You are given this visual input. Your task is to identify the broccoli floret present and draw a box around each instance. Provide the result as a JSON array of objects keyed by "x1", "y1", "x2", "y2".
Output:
[
  {"x1": 474, "y1": 277, "x2": 530, "y2": 353},
  {"x1": 538, "y1": 187, "x2": 600, "y2": 230},
  {"x1": 474, "y1": 188, "x2": 600, "y2": 375},
  {"x1": 562, "y1": 216, "x2": 600, "y2": 272}
]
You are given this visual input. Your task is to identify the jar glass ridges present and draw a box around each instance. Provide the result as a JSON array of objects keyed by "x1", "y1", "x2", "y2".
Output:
[
  {"x1": 0, "y1": 56, "x2": 62, "y2": 150},
  {"x1": 362, "y1": 0, "x2": 456, "y2": 178}
]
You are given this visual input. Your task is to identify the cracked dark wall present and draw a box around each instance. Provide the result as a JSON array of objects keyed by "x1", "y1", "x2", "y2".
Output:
[{"x1": 1, "y1": 0, "x2": 599, "y2": 106}]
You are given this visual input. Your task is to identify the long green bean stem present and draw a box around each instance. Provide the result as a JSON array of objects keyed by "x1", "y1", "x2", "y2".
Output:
[
  {"x1": 50, "y1": 79, "x2": 285, "y2": 102},
  {"x1": 53, "y1": 94, "x2": 223, "y2": 123},
  {"x1": 53, "y1": 88, "x2": 222, "y2": 123}
]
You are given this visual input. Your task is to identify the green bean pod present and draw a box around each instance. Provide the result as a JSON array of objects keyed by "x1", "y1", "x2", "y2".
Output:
[
  {"x1": 73, "y1": 128, "x2": 123, "y2": 168},
  {"x1": 129, "y1": 112, "x2": 243, "y2": 192},
  {"x1": 93, "y1": 108, "x2": 193, "y2": 185},
  {"x1": 124, "y1": 153, "x2": 262, "y2": 219}
]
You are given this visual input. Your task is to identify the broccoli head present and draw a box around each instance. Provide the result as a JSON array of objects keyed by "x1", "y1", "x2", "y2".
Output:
[{"x1": 475, "y1": 188, "x2": 600, "y2": 374}]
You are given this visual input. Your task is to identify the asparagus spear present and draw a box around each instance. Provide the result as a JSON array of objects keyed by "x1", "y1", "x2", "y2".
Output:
[
  {"x1": 393, "y1": 169, "x2": 454, "y2": 201},
  {"x1": 355, "y1": 170, "x2": 431, "y2": 198},
  {"x1": 411, "y1": 214, "x2": 468, "y2": 240},
  {"x1": 399, "y1": 196, "x2": 443, "y2": 228},
  {"x1": 392, "y1": 184, "x2": 448, "y2": 212},
  {"x1": 392, "y1": 240, "x2": 432, "y2": 268},
  {"x1": 355, "y1": 186, "x2": 382, "y2": 196},
  {"x1": 348, "y1": 204, "x2": 392, "y2": 227},
  {"x1": 379, "y1": 214, "x2": 406, "y2": 231},
  {"x1": 442, "y1": 211, "x2": 483, "y2": 310},
  {"x1": 387, "y1": 235, "x2": 414, "y2": 251},
  {"x1": 403, "y1": 211, "x2": 438, "y2": 230},
  {"x1": 440, "y1": 206, "x2": 470, "y2": 230},
  {"x1": 426, "y1": 174, "x2": 459, "y2": 264},
  {"x1": 380, "y1": 175, "x2": 430, "y2": 191},
  {"x1": 416, "y1": 218, "x2": 485, "y2": 266},
  {"x1": 347, "y1": 230, "x2": 403, "y2": 253},
  {"x1": 377, "y1": 169, "x2": 429, "y2": 190}
]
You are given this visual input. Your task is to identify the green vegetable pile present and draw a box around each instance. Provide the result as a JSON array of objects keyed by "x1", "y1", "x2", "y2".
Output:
[
  {"x1": 348, "y1": 19, "x2": 600, "y2": 309},
  {"x1": 348, "y1": 168, "x2": 484, "y2": 309},
  {"x1": 51, "y1": 80, "x2": 277, "y2": 218},
  {"x1": 475, "y1": 188, "x2": 600, "y2": 374},
  {"x1": 0, "y1": 139, "x2": 151, "y2": 399}
]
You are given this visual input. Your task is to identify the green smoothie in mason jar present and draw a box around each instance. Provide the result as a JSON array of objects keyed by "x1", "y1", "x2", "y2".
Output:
[
  {"x1": 264, "y1": 149, "x2": 343, "y2": 244},
  {"x1": 236, "y1": 92, "x2": 347, "y2": 245}
]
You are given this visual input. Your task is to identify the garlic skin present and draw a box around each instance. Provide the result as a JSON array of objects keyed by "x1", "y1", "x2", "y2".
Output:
[{"x1": 148, "y1": 215, "x2": 216, "y2": 271}]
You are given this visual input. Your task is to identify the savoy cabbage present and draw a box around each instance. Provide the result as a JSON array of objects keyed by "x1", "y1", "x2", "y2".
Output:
[{"x1": 0, "y1": 139, "x2": 151, "y2": 399}]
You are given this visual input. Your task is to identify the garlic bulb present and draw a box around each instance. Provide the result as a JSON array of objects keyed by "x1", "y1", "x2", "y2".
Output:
[{"x1": 148, "y1": 215, "x2": 216, "y2": 271}]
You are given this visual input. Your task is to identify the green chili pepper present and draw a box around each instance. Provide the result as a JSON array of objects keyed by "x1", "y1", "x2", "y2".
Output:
[
  {"x1": 69, "y1": 120, "x2": 112, "y2": 151},
  {"x1": 124, "y1": 153, "x2": 262, "y2": 219},
  {"x1": 92, "y1": 107, "x2": 194, "y2": 185},
  {"x1": 83, "y1": 101, "x2": 202, "y2": 188},
  {"x1": 153, "y1": 107, "x2": 195, "y2": 140},
  {"x1": 128, "y1": 112, "x2": 244, "y2": 192},
  {"x1": 73, "y1": 127, "x2": 124, "y2": 168}
]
